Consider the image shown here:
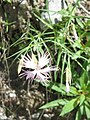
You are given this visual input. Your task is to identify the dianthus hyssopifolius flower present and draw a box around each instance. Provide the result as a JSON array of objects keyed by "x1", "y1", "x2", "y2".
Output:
[{"x1": 18, "y1": 52, "x2": 58, "y2": 82}]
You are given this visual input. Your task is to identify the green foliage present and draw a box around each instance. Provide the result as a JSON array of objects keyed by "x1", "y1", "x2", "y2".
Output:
[
  {"x1": 41, "y1": 70, "x2": 90, "y2": 119},
  {"x1": 40, "y1": 99, "x2": 68, "y2": 109},
  {"x1": 3, "y1": 0, "x2": 12, "y2": 3},
  {"x1": 60, "y1": 98, "x2": 79, "y2": 116},
  {"x1": 3, "y1": 0, "x2": 90, "y2": 119}
]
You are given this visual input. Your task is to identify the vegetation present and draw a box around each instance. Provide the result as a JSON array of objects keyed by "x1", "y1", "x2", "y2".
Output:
[{"x1": 0, "y1": 0, "x2": 90, "y2": 119}]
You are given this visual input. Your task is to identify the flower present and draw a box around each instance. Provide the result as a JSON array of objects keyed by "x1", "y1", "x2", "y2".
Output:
[
  {"x1": 18, "y1": 55, "x2": 24, "y2": 74},
  {"x1": 18, "y1": 52, "x2": 58, "y2": 82},
  {"x1": 66, "y1": 65, "x2": 72, "y2": 93}
]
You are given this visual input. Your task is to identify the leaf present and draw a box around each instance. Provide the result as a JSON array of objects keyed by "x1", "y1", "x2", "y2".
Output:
[
  {"x1": 85, "y1": 106, "x2": 90, "y2": 119},
  {"x1": 73, "y1": 39, "x2": 82, "y2": 49},
  {"x1": 79, "y1": 94, "x2": 85, "y2": 106},
  {"x1": 75, "y1": 104, "x2": 84, "y2": 120},
  {"x1": 76, "y1": 18, "x2": 84, "y2": 29},
  {"x1": 54, "y1": 51, "x2": 62, "y2": 81},
  {"x1": 42, "y1": 80, "x2": 78, "y2": 96},
  {"x1": 42, "y1": 81, "x2": 78, "y2": 96},
  {"x1": 79, "y1": 71, "x2": 88, "y2": 89},
  {"x1": 58, "y1": 9, "x2": 69, "y2": 16},
  {"x1": 80, "y1": 104, "x2": 84, "y2": 115},
  {"x1": 69, "y1": 86, "x2": 78, "y2": 95},
  {"x1": 6, "y1": 0, "x2": 12, "y2": 3},
  {"x1": 60, "y1": 98, "x2": 79, "y2": 116},
  {"x1": 33, "y1": 13, "x2": 53, "y2": 29},
  {"x1": 85, "y1": 40, "x2": 90, "y2": 47},
  {"x1": 42, "y1": 81, "x2": 66, "y2": 94},
  {"x1": 85, "y1": 101, "x2": 90, "y2": 119},
  {"x1": 72, "y1": 50, "x2": 83, "y2": 59},
  {"x1": 75, "y1": 108, "x2": 81, "y2": 120},
  {"x1": 40, "y1": 99, "x2": 68, "y2": 109},
  {"x1": 50, "y1": 84, "x2": 66, "y2": 94}
]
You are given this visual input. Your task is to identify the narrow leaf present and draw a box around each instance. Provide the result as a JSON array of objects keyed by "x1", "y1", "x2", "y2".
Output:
[
  {"x1": 40, "y1": 99, "x2": 68, "y2": 109},
  {"x1": 79, "y1": 94, "x2": 85, "y2": 106},
  {"x1": 85, "y1": 101, "x2": 90, "y2": 119},
  {"x1": 42, "y1": 81, "x2": 66, "y2": 94},
  {"x1": 75, "y1": 108, "x2": 81, "y2": 120},
  {"x1": 60, "y1": 98, "x2": 79, "y2": 116},
  {"x1": 33, "y1": 13, "x2": 53, "y2": 29},
  {"x1": 76, "y1": 18, "x2": 84, "y2": 29}
]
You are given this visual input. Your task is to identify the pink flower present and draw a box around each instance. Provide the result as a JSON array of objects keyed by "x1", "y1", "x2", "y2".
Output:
[{"x1": 18, "y1": 52, "x2": 58, "y2": 82}]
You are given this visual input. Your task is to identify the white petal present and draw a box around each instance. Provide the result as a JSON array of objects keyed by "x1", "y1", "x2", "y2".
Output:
[
  {"x1": 41, "y1": 67, "x2": 51, "y2": 74},
  {"x1": 20, "y1": 70, "x2": 37, "y2": 80},
  {"x1": 41, "y1": 66, "x2": 58, "y2": 73},
  {"x1": 66, "y1": 81, "x2": 70, "y2": 93},
  {"x1": 23, "y1": 54, "x2": 37, "y2": 69},
  {"x1": 38, "y1": 52, "x2": 50, "y2": 68},
  {"x1": 19, "y1": 52, "x2": 58, "y2": 82},
  {"x1": 36, "y1": 70, "x2": 49, "y2": 81}
]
